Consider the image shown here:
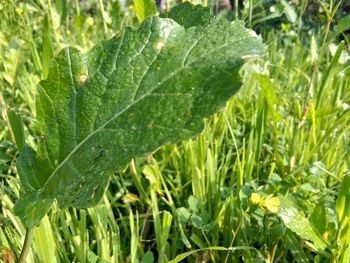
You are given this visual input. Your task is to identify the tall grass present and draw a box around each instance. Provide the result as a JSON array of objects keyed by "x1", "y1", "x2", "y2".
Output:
[{"x1": 1, "y1": 0, "x2": 349, "y2": 262}]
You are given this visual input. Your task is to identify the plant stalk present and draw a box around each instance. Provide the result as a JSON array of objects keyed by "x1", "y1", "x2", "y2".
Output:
[
  {"x1": 224, "y1": 208, "x2": 248, "y2": 263},
  {"x1": 248, "y1": 0, "x2": 253, "y2": 27},
  {"x1": 234, "y1": 0, "x2": 238, "y2": 19},
  {"x1": 18, "y1": 228, "x2": 35, "y2": 263}
]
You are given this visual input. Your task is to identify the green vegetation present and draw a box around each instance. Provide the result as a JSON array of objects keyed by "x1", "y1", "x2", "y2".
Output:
[
  {"x1": 13, "y1": 6, "x2": 265, "y2": 230},
  {"x1": 1, "y1": 0, "x2": 349, "y2": 262}
]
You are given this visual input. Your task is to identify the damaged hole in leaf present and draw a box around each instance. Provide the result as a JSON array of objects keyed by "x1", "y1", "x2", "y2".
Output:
[
  {"x1": 92, "y1": 185, "x2": 99, "y2": 198},
  {"x1": 94, "y1": 150, "x2": 104, "y2": 161}
]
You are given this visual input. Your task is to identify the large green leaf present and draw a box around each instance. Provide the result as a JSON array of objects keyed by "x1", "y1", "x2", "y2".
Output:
[
  {"x1": 164, "y1": 2, "x2": 212, "y2": 29},
  {"x1": 277, "y1": 195, "x2": 327, "y2": 250},
  {"x1": 14, "y1": 7, "x2": 265, "y2": 227},
  {"x1": 134, "y1": 0, "x2": 157, "y2": 22}
]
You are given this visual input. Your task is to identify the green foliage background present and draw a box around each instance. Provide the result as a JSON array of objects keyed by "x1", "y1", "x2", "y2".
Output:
[{"x1": 0, "y1": 0, "x2": 349, "y2": 262}]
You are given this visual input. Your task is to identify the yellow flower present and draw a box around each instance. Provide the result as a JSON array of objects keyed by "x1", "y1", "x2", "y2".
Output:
[
  {"x1": 261, "y1": 195, "x2": 280, "y2": 213},
  {"x1": 123, "y1": 193, "x2": 138, "y2": 203},
  {"x1": 250, "y1": 193, "x2": 261, "y2": 204},
  {"x1": 16, "y1": 8, "x2": 23, "y2": 15},
  {"x1": 86, "y1": 17, "x2": 94, "y2": 26}
]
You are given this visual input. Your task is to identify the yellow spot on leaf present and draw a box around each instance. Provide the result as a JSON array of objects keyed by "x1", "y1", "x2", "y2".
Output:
[
  {"x1": 78, "y1": 74, "x2": 88, "y2": 84},
  {"x1": 156, "y1": 41, "x2": 165, "y2": 50}
]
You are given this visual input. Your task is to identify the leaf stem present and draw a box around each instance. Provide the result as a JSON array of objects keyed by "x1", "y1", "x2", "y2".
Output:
[
  {"x1": 224, "y1": 208, "x2": 248, "y2": 263},
  {"x1": 18, "y1": 228, "x2": 35, "y2": 263}
]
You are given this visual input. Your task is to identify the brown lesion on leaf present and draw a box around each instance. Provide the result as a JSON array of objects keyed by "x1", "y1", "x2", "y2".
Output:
[
  {"x1": 128, "y1": 113, "x2": 135, "y2": 120},
  {"x1": 1, "y1": 246, "x2": 16, "y2": 263},
  {"x1": 77, "y1": 73, "x2": 88, "y2": 85},
  {"x1": 147, "y1": 121, "x2": 154, "y2": 129}
]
